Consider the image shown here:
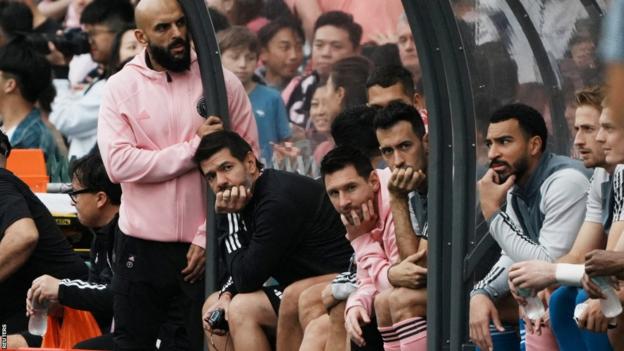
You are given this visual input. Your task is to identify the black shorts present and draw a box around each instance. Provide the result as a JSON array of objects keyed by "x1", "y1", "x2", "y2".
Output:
[{"x1": 261, "y1": 285, "x2": 284, "y2": 314}]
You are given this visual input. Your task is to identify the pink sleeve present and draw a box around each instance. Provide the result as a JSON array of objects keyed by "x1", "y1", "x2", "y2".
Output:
[
  {"x1": 223, "y1": 69, "x2": 260, "y2": 157},
  {"x1": 281, "y1": 76, "x2": 300, "y2": 105},
  {"x1": 97, "y1": 83, "x2": 201, "y2": 184},
  {"x1": 351, "y1": 232, "x2": 393, "y2": 292},
  {"x1": 192, "y1": 221, "x2": 207, "y2": 249},
  {"x1": 345, "y1": 265, "x2": 376, "y2": 317}
]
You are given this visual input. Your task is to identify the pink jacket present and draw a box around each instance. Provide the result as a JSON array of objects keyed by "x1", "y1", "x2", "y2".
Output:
[
  {"x1": 345, "y1": 168, "x2": 400, "y2": 317},
  {"x1": 97, "y1": 49, "x2": 259, "y2": 247}
]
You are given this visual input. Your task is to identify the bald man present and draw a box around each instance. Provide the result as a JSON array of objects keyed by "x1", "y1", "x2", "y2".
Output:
[{"x1": 97, "y1": 0, "x2": 259, "y2": 349}]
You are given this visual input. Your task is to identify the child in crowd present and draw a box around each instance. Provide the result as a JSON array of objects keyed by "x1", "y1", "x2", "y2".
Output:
[{"x1": 218, "y1": 26, "x2": 291, "y2": 164}]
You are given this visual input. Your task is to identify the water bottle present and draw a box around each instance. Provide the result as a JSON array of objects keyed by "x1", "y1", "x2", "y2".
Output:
[
  {"x1": 591, "y1": 276, "x2": 623, "y2": 318},
  {"x1": 28, "y1": 299, "x2": 48, "y2": 336},
  {"x1": 517, "y1": 288, "x2": 546, "y2": 320}
]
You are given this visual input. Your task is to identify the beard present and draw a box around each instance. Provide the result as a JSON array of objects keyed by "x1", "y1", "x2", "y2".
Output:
[
  {"x1": 490, "y1": 155, "x2": 529, "y2": 184},
  {"x1": 148, "y1": 36, "x2": 191, "y2": 72}
]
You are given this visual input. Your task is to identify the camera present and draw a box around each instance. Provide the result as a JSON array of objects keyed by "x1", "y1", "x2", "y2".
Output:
[
  {"x1": 27, "y1": 28, "x2": 91, "y2": 57},
  {"x1": 206, "y1": 308, "x2": 229, "y2": 332}
]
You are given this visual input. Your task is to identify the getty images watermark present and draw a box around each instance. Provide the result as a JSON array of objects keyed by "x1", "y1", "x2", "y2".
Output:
[{"x1": 1, "y1": 323, "x2": 7, "y2": 349}]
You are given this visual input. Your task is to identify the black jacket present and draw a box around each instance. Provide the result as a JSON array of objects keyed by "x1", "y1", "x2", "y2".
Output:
[
  {"x1": 219, "y1": 170, "x2": 353, "y2": 295},
  {"x1": 58, "y1": 215, "x2": 117, "y2": 329}
]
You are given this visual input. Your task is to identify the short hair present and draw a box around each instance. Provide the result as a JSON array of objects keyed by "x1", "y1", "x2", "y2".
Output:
[
  {"x1": 366, "y1": 65, "x2": 415, "y2": 97},
  {"x1": 329, "y1": 55, "x2": 372, "y2": 109},
  {"x1": 575, "y1": 85, "x2": 605, "y2": 112},
  {"x1": 321, "y1": 145, "x2": 373, "y2": 180},
  {"x1": 0, "y1": 1, "x2": 33, "y2": 36},
  {"x1": 373, "y1": 101, "x2": 426, "y2": 139},
  {"x1": 331, "y1": 105, "x2": 380, "y2": 159},
  {"x1": 257, "y1": 16, "x2": 304, "y2": 48},
  {"x1": 80, "y1": 0, "x2": 134, "y2": 31},
  {"x1": 489, "y1": 103, "x2": 548, "y2": 152},
  {"x1": 209, "y1": 7, "x2": 231, "y2": 33},
  {"x1": 0, "y1": 129, "x2": 11, "y2": 158},
  {"x1": 313, "y1": 11, "x2": 362, "y2": 49},
  {"x1": 193, "y1": 130, "x2": 263, "y2": 170},
  {"x1": 231, "y1": 0, "x2": 264, "y2": 25},
  {"x1": 0, "y1": 38, "x2": 52, "y2": 103},
  {"x1": 70, "y1": 152, "x2": 122, "y2": 205},
  {"x1": 217, "y1": 26, "x2": 259, "y2": 56}
]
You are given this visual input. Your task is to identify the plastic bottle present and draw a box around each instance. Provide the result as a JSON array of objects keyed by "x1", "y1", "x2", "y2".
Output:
[
  {"x1": 517, "y1": 288, "x2": 546, "y2": 320},
  {"x1": 591, "y1": 276, "x2": 623, "y2": 318},
  {"x1": 28, "y1": 299, "x2": 48, "y2": 336}
]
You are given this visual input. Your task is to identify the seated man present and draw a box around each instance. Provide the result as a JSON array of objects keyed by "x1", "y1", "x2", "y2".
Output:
[
  {"x1": 197, "y1": 131, "x2": 353, "y2": 351},
  {"x1": 469, "y1": 103, "x2": 590, "y2": 350},
  {"x1": 372, "y1": 101, "x2": 430, "y2": 351},
  {"x1": 26, "y1": 152, "x2": 120, "y2": 349},
  {"x1": 0, "y1": 130, "x2": 87, "y2": 348},
  {"x1": 508, "y1": 87, "x2": 619, "y2": 350}
]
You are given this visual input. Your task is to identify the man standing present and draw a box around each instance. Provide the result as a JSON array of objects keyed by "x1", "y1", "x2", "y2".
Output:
[
  {"x1": 97, "y1": 0, "x2": 259, "y2": 348},
  {"x1": 469, "y1": 103, "x2": 590, "y2": 350}
]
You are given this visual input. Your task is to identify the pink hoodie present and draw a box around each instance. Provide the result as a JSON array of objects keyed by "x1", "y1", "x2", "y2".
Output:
[
  {"x1": 345, "y1": 168, "x2": 400, "y2": 317},
  {"x1": 97, "y1": 49, "x2": 259, "y2": 248}
]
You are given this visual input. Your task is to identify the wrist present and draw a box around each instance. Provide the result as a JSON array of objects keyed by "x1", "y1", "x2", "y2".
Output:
[{"x1": 555, "y1": 263, "x2": 585, "y2": 286}]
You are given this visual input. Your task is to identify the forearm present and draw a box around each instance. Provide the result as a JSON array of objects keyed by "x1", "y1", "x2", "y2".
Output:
[
  {"x1": 472, "y1": 255, "x2": 513, "y2": 300},
  {"x1": 390, "y1": 196, "x2": 420, "y2": 259},
  {"x1": 488, "y1": 211, "x2": 554, "y2": 262},
  {"x1": 58, "y1": 280, "x2": 113, "y2": 314},
  {"x1": 0, "y1": 219, "x2": 38, "y2": 282},
  {"x1": 38, "y1": 0, "x2": 71, "y2": 21}
]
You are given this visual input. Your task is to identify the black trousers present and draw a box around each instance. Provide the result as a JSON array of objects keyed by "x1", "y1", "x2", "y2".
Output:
[{"x1": 111, "y1": 230, "x2": 204, "y2": 351}]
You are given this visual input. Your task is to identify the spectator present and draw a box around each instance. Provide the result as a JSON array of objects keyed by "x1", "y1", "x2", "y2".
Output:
[
  {"x1": 367, "y1": 64, "x2": 416, "y2": 108},
  {"x1": 256, "y1": 16, "x2": 304, "y2": 91},
  {"x1": 0, "y1": 0, "x2": 34, "y2": 46},
  {"x1": 107, "y1": 23, "x2": 143, "y2": 77},
  {"x1": 18, "y1": 0, "x2": 61, "y2": 35},
  {"x1": 0, "y1": 37, "x2": 61, "y2": 173},
  {"x1": 49, "y1": 0, "x2": 134, "y2": 160},
  {"x1": 282, "y1": 0, "x2": 404, "y2": 45},
  {"x1": 97, "y1": 0, "x2": 259, "y2": 348},
  {"x1": 198, "y1": 131, "x2": 352, "y2": 351},
  {"x1": 206, "y1": 0, "x2": 268, "y2": 33},
  {"x1": 469, "y1": 104, "x2": 590, "y2": 350},
  {"x1": 312, "y1": 55, "x2": 372, "y2": 163},
  {"x1": 507, "y1": 86, "x2": 616, "y2": 350},
  {"x1": 38, "y1": 0, "x2": 91, "y2": 29},
  {"x1": 207, "y1": 6, "x2": 231, "y2": 34},
  {"x1": 331, "y1": 104, "x2": 382, "y2": 167},
  {"x1": 0, "y1": 129, "x2": 88, "y2": 348},
  {"x1": 218, "y1": 26, "x2": 291, "y2": 164},
  {"x1": 283, "y1": 11, "x2": 361, "y2": 131},
  {"x1": 26, "y1": 152, "x2": 120, "y2": 350},
  {"x1": 396, "y1": 14, "x2": 420, "y2": 84}
]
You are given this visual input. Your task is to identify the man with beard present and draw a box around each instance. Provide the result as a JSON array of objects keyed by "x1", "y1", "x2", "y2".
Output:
[
  {"x1": 507, "y1": 87, "x2": 618, "y2": 350},
  {"x1": 197, "y1": 131, "x2": 352, "y2": 351},
  {"x1": 96, "y1": 0, "x2": 259, "y2": 349},
  {"x1": 469, "y1": 103, "x2": 590, "y2": 351}
]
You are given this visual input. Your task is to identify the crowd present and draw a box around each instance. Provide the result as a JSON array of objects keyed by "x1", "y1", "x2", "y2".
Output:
[{"x1": 0, "y1": 0, "x2": 623, "y2": 351}]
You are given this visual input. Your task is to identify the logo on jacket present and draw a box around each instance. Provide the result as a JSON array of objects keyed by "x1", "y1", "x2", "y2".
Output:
[{"x1": 126, "y1": 255, "x2": 135, "y2": 269}]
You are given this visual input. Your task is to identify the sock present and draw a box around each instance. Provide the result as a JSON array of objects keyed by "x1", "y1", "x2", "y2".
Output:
[
  {"x1": 379, "y1": 325, "x2": 401, "y2": 351},
  {"x1": 393, "y1": 317, "x2": 427, "y2": 351}
]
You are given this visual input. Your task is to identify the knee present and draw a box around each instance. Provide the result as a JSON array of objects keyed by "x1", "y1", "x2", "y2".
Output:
[
  {"x1": 281, "y1": 284, "x2": 303, "y2": 317},
  {"x1": 304, "y1": 316, "x2": 329, "y2": 337},
  {"x1": 389, "y1": 288, "x2": 426, "y2": 318},
  {"x1": 7, "y1": 335, "x2": 28, "y2": 348},
  {"x1": 228, "y1": 293, "x2": 259, "y2": 326},
  {"x1": 298, "y1": 285, "x2": 321, "y2": 316}
]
